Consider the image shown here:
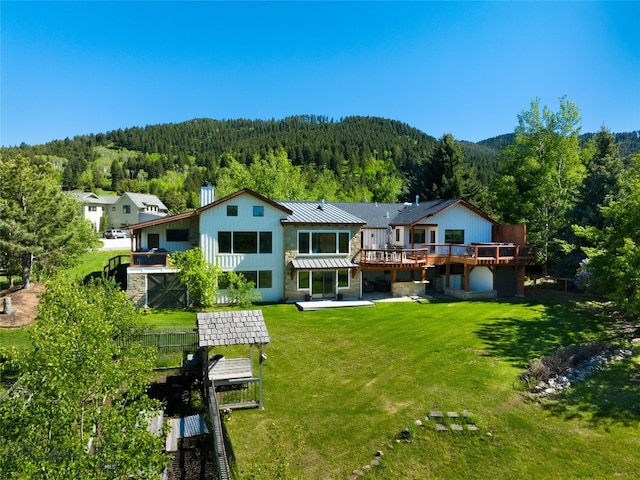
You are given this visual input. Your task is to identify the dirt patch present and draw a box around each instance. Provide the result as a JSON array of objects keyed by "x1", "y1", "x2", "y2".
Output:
[{"x1": 0, "y1": 283, "x2": 45, "y2": 328}]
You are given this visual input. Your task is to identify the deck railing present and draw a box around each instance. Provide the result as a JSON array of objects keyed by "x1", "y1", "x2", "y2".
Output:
[
  {"x1": 359, "y1": 243, "x2": 537, "y2": 267},
  {"x1": 130, "y1": 251, "x2": 171, "y2": 267}
]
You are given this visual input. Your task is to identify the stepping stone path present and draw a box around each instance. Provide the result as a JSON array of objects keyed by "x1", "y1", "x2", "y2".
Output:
[
  {"x1": 349, "y1": 407, "x2": 482, "y2": 478},
  {"x1": 426, "y1": 409, "x2": 481, "y2": 433}
]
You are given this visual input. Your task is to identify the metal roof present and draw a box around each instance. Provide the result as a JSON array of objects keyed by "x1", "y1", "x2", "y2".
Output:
[
  {"x1": 291, "y1": 258, "x2": 358, "y2": 270},
  {"x1": 197, "y1": 310, "x2": 270, "y2": 347},
  {"x1": 122, "y1": 192, "x2": 168, "y2": 211},
  {"x1": 332, "y1": 202, "x2": 407, "y2": 228},
  {"x1": 278, "y1": 201, "x2": 366, "y2": 225},
  {"x1": 390, "y1": 199, "x2": 459, "y2": 226}
]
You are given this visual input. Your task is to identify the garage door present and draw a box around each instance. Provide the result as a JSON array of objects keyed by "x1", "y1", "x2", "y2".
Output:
[{"x1": 147, "y1": 274, "x2": 187, "y2": 308}]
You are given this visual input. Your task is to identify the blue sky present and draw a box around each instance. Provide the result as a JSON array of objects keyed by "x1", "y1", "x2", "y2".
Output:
[{"x1": 2, "y1": 1, "x2": 639, "y2": 147}]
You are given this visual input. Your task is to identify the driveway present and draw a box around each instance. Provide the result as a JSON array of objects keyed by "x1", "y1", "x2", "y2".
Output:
[{"x1": 98, "y1": 238, "x2": 132, "y2": 251}]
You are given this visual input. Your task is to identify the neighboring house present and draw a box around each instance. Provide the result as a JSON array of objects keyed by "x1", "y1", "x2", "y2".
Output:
[
  {"x1": 71, "y1": 192, "x2": 108, "y2": 232},
  {"x1": 107, "y1": 192, "x2": 168, "y2": 228},
  {"x1": 124, "y1": 188, "x2": 535, "y2": 308}
]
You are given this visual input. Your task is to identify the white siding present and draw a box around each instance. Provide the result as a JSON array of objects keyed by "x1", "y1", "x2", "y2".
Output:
[
  {"x1": 361, "y1": 228, "x2": 389, "y2": 249},
  {"x1": 470, "y1": 267, "x2": 494, "y2": 291},
  {"x1": 199, "y1": 193, "x2": 286, "y2": 302},
  {"x1": 427, "y1": 204, "x2": 493, "y2": 244}
]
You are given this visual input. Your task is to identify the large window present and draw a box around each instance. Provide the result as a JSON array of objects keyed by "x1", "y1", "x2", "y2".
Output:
[
  {"x1": 218, "y1": 231, "x2": 272, "y2": 254},
  {"x1": 231, "y1": 270, "x2": 273, "y2": 289},
  {"x1": 123, "y1": 205, "x2": 131, "y2": 214},
  {"x1": 298, "y1": 231, "x2": 350, "y2": 254},
  {"x1": 298, "y1": 271, "x2": 310, "y2": 289},
  {"x1": 167, "y1": 229, "x2": 189, "y2": 242},
  {"x1": 297, "y1": 270, "x2": 349, "y2": 290},
  {"x1": 445, "y1": 229, "x2": 465, "y2": 244}
]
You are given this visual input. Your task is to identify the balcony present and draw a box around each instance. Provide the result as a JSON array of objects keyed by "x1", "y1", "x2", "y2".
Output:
[
  {"x1": 130, "y1": 249, "x2": 171, "y2": 268},
  {"x1": 358, "y1": 243, "x2": 537, "y2": 269}
]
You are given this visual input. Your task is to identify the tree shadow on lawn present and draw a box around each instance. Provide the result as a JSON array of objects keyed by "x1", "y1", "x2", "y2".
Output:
[
  {"x1": 475, "y1": 298, "x2": 619, "y2": 370},
  {"x1": 542, "y1": 358, "x2": 640, "y2": 427}
]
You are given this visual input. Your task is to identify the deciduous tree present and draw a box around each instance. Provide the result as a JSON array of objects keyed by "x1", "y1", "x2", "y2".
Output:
[
  {"x1": 492, "y1": 97, "x2": 585, "y2": 272},
  {"x1": 0, "y1": 279, "x2": 168, "y2": 478}
]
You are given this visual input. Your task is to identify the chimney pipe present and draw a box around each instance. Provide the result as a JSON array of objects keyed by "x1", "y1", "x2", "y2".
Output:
[{"x1": 415, "y1": 195, "x2": 419, "y2": 206}]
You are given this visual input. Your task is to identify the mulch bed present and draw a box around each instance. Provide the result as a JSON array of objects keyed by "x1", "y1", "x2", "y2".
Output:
[{"x1": 148, "y1": 374, "x2": 218, "y2": 480}]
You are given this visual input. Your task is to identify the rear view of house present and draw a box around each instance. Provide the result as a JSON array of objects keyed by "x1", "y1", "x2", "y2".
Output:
[{"x1": 124, "y1": 188, "x2": 535, "y2": 308}]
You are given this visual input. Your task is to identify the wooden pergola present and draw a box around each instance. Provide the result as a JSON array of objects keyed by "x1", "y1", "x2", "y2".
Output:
[{"x1": 196, "y1": 310, "x2": 270, "y2": 409}]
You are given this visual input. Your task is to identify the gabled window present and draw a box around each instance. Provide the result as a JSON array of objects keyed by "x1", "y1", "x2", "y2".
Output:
[
  {"x1": 253, "y1": 205, "x2": 264, "y2": 217},
  {"x1": 227, "y1": 205, "x2": 238, "y2": 216},
  {"x1": 123, "y1": 205, "x2": 131, "y2": 214}
]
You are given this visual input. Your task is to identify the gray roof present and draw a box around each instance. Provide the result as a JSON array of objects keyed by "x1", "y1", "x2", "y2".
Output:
[
  {"x1": 197, "y1": 310, "x2": 270, "y2": 347},
  {"x1": 122, "y1": 192, "x2": 168, "y2": 211},
  {"x1": 390, "y1": 199, "x2": 459, "y2": 226},
  {"x1": 332, "y1": 202, "x2": 407, "y2": 228},
  {"x1": 278, "y1": 201, "x2": 365, "y2": 225},
  {"x1": 70, "y1": 192, "x2": 108, "y2": 204}
]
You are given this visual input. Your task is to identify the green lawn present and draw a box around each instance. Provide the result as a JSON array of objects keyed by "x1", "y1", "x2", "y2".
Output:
[
  {"x1": 219, "y1": 299, "x2": 639, "y2": 479},
  {"x1": 2, "y1": 273, "x2": 638, "y2": 478}
]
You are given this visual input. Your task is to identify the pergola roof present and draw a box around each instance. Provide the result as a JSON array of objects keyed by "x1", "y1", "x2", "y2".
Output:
[{"x1": 196, "y1": 310, "x2": 270, "y2": 347}]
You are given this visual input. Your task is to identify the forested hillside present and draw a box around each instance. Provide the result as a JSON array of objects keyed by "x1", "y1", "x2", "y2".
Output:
[
  {"x1": 1, "y1": 115, "x2": 638, "y2": 212},
  {"x1": 2, "y1": 106, "x2": 640, "y2": 314}
]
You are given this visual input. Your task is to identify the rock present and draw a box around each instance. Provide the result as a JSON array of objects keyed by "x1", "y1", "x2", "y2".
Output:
[{"x1": 375, "y1": 450, "x2": 384, "y2": 457}]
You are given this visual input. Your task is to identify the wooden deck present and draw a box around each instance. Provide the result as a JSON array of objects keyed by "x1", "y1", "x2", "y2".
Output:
[
  {"x1": 208, "y1": 357, "x2": 253, "y2": 382},
  {"x1": 359, "y1": 244, "x2": 536, "y2": 270}
]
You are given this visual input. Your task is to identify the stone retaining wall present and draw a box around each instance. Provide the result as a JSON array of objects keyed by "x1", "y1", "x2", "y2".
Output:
[{"x1": 392, "y1": 281, "x2": 428, "y2": 297}]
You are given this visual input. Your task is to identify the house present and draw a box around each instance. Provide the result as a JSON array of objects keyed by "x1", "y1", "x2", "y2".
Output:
[
  {"x1": 73, "y1": 191, "x2": 168, "y2": 232},
  {"x1": 106, "y1": 192, "x2": 168, "y2": 228},
  {"x1": 71, "y1": 192, "x2": 108, "y2": 232},
  {"x1": 124, "y1": 188, "x2": 535, "y2": 308},
  {"x1": 338, "y1": 198, "x2": 535, "y2": 298}
]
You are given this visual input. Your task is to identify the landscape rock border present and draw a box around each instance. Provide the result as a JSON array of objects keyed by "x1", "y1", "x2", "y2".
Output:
[{"x1": 530, "y1": 347, "x2": 635, "y2": 397}]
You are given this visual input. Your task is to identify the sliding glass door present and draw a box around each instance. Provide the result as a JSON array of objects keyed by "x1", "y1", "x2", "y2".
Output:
[{"x1": 312, "y1": 271, "x2": 336, "y2": 298}]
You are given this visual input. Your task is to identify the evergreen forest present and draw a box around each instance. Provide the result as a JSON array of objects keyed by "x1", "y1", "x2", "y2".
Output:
[{"x1": 1, "y1": 108, "x2": 640, "y2": 296}]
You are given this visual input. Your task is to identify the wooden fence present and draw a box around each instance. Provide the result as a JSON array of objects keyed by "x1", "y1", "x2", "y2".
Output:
[{"x1": 119, "y1": 329, "x2": 198, "y2": 353}]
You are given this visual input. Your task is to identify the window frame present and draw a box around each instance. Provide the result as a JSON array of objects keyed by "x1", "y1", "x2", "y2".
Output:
[
  {"x1": 444, "y1": 229, "x2": 465, "y2": 244},
  {"x1": 297, "y1": 230, "x2": 351, "y2": 255}
]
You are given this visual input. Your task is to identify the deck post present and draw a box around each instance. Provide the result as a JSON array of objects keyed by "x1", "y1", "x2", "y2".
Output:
[
  {"x1": 258, "y1": 343, "x2": 264, "y2": 409},
  {"x1": 516, "y1": 265, "x2": 525, "y2": 296},
  {"x1": 445, "y1": 263, "x2": 451, "y2": 288},
  {"x1": 463, "y1": 265, "x2": 471, "y2": 291}
]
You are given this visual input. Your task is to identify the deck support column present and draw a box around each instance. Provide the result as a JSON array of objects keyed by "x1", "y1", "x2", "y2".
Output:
[
  {"x1": 258, "y1": 343, "x2": 264, "y2": 409},
  {"x1": 445, "y1": 263, "x2": 451, "y2": 288},
  {"x1": 391, "y1": 269, "x2": 397, "y2": 283},
  {"x1": 516, "y1": 265, "x2": 526, "y2": 296},
  {"x1": 463, "y1": 265, "x2": 471, "y2": 291}
]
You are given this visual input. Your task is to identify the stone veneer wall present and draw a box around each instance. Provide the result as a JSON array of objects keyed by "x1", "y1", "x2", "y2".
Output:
[
  {"x1": 282, "y1": 225, "x2": 362, "y2": 302},
  {"x1": 127, "y1": 272, "x2": 147, "y2": 308},
  {"x1": 392, "y1": 281, "x2": 428, "y2": 297}
]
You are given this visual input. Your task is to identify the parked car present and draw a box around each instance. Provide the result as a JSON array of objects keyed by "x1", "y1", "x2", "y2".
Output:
[{"x1": 103, "y1": 228, "x2": 128, "y2": 239}]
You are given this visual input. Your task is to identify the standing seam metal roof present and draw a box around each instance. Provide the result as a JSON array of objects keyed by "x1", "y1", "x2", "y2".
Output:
[{"x1": 278, "y1": 201, "x2": 366, "y2": 225}]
